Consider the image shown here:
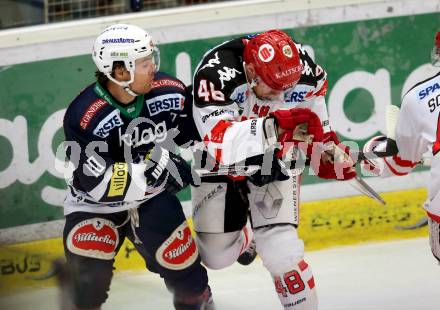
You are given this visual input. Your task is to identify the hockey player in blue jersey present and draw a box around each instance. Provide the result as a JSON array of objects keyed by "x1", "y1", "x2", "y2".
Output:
[{"x1": 62, "y1": 24, "x2": 213, "y2": 310}]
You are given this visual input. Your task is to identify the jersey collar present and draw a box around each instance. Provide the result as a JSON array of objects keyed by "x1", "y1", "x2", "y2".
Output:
[{"x1": 94, "y1": 82, "x2": 144, "y2": 119}]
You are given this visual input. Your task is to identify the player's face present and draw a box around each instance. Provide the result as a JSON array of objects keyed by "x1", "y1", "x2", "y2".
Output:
[
  {"x1": 130, "y1": 56, "x2": 157, "y2": 94},
  {"x1": 252, "y1": 77, "x2": 283, "y2": 100}
]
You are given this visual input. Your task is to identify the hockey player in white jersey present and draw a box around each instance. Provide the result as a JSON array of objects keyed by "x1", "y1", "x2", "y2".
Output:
[
  {"x1": 361, "y1": 31, "x2": 440, "y2": 262},
  {"x1": 191, "y1": 29, "x2": 356, "y2": 309}
]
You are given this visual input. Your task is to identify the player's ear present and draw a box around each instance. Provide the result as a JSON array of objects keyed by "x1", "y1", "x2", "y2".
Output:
[{"x1": 246, "y1": 63, "x2": 257, "y2": 77}]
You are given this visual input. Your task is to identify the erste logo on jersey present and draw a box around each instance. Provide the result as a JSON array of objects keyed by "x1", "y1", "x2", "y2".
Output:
[
  {"x1": 93, "y1": 110, "x2": 124, "y2": 138},
  {"x1": 66, "y1": 218, "x2": 119, "y2": 260},
  {"x1": 146, "y1": 94, "x2": 184, "y2": 116},
  {"x1": 258, "y1": 44, "x2": 275, "y2": 62},
  {"x1": 155, "y1": 222, "x2": 198, "y2": 270},
  {"x1": 80, "y1": 99, "x2": 108, "y2": 129},
  {"x1": 286, "y1": 91, "x2": 307, "y2": 103}
]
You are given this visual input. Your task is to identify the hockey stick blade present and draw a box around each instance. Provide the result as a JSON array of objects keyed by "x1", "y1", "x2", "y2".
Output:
[{"x1": 395, "y1": 216, "x2": 428, "y2": 230}]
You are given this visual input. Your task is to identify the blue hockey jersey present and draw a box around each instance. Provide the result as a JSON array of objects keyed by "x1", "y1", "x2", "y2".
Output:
[{"x1": 63, "y1": 72, "x2": 197, "y2": 214}]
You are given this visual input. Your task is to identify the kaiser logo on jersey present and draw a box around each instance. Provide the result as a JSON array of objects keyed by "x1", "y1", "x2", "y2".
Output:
[
  {"x1": 146, "y1": 94, "x2": 185, "y2": 116},
  {"x1": 66, "y1": 218, "x2": 119, "y2": 260},
  {"x1": 155, "y1": 222, "x2": 198, "y2": 270},
  {"x1": 93, "y1": 110, "x2": 124, "y2": 138}
]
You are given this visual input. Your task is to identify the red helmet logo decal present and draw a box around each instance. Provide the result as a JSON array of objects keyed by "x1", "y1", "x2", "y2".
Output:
[
  {"x1": 282, "y1": 45, "x2": 293, "y2": 58},
  {"x1": 258, "y1": 44, "x2": 275, "y2": 62}
]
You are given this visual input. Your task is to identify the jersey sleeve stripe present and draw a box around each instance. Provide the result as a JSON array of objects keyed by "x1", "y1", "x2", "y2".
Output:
[
  {"x1": 383, "y1": 157, "x2": 411, "y2": 176},
  {"x1": 391, "y1": 155, "x2": 417, "y2": 168},
  {"x1": 427, "y1": 211, "x2": 440, "y2": 224}
]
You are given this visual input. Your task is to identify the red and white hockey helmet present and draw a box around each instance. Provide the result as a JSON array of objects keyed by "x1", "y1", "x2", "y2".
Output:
[
  {"x1": 431, "y1": 30, "x2": 440, "y2": 67},
  {"x1": 243, "y1": 30, "x2": 303, "y2": 91}
]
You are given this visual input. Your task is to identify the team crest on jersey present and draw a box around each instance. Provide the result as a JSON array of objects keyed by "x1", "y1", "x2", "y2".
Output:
[
  {"x1": 282, "y1": 45, "x2": 293, "y2": 58},
  {"x1": 66, "y1": 218, "x2": 119, "y2": 260},
  {"x1": 155, "y1": 222, "x2": 198, "y2": 270},
  {"x1": 258, "y1": 44, "x2": 275, "y2": 62}
]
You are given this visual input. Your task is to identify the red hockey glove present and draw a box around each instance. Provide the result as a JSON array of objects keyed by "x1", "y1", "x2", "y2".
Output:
[
  {"x1": 311, "y1": 131, "x2": 357, "y2": 180},
  {"x1": 271, "y1": 108, "x2": 324, "y2": 158},
  {"x1": 271, "y1": 108, "x2": 324, "y2": 142}
]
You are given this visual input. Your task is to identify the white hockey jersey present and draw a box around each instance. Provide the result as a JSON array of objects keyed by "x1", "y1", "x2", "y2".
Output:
[
  {"x1": 365, "y1": 71, "x2": 440, "y2": 220},
  {"x1": 192, "y1": 36, "x2": 330, "y2": 166}
]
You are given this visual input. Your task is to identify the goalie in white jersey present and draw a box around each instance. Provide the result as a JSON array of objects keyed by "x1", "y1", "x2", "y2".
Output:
[
  {"x1": 191, "y1": 30, "x2": 356, "y2": 309},
  {"x1": 362, "y1": 31, "x2": 440, "y2": 262}
]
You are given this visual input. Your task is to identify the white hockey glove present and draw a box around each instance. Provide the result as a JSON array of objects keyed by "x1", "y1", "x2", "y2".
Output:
[{"x1": 144, "y1": 147, "x2": 194, "y2": 194}]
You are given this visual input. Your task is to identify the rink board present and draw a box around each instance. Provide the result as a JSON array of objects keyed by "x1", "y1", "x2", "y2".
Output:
[{"x1": 0, "y1": 188, "x2": 428, "y2": 294}]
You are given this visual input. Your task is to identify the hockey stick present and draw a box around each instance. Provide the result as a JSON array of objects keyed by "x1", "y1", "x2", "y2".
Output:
[
  {"x1": 194, "y1": 162, "x2": 385, "y2": 205},
  {"x1": 395, "y1": 216, "x2": 428, "y2": 230}
]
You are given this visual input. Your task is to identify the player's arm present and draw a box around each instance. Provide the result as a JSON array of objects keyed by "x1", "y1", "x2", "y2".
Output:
[
  {"x1": 65, "y1": 124, "x2": 152, "y2": 203},
  {"x1": 193, "y1": 69, "x2": 270, "y2": 165},
  {"x1": 361, "y1": 100, "x2": 421, "y2": 177},
  {"x1": 65, "y1": 123, "x2": 190, "y2": 204},
  {"x1": 288, "y1": 48, "x2": 355, "y2": 180}
]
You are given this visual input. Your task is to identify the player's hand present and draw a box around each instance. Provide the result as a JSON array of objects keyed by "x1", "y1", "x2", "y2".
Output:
[
  {"x1": 311, "y1": 131, "x2": 357, "y2": 180},
  {"x1": 144, "y1": 147, "x2": 193, "y2": 194},
  {"x1": 271, "y1": 107, "x2": 324, "y2": 143},
  {"x1": 248, "y1": 155, "x2": 290, "y2": 187},
  {"x1": 360, "y1": 135, "x2": 388, "y2": 176},
  {"x1": 270, "y1": 108, "x2": 324, "y2": 159}
]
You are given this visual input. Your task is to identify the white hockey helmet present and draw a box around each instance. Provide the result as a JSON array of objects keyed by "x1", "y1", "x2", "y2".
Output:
[{"x1": 92, "y1": 24, "x2": 160, "y2": 95}]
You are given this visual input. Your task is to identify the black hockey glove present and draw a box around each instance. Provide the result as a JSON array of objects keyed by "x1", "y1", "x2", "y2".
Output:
[
  {"x1": 144, "y1": 147, "x2": 194, "y2": 195},
  {"x1": 248, "y1": 155, "x2": 290, "y2": 187}
]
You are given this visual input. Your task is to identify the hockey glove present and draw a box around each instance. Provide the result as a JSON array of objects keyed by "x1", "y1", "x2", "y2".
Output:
[
  {"x1": 311, "y1": 131, "x2": 357, "y2": 180},
  {"x1": 144, "y1": 147, "x2": 193, "y2": 195},
  {"x1": 270, "y1": 108, "x2": 324, "y2": 159},
  {"x1": 360, "y1": 135, "x2": 388, "y2": 176},
  {"x1": 271, "y1": 107, "x2": 324, "y2": 142}
]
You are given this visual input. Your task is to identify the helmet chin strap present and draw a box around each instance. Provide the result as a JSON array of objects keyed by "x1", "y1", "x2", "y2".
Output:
[
  {"x1": 123, "y1": 86, "x2": 140, "y2": 97},
  {"x1": 243, "y1": 62, "x2": 258, "y2": 88},
  {"x1": 106, "y1": 72, "x2": 140, "y2": 97}
]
